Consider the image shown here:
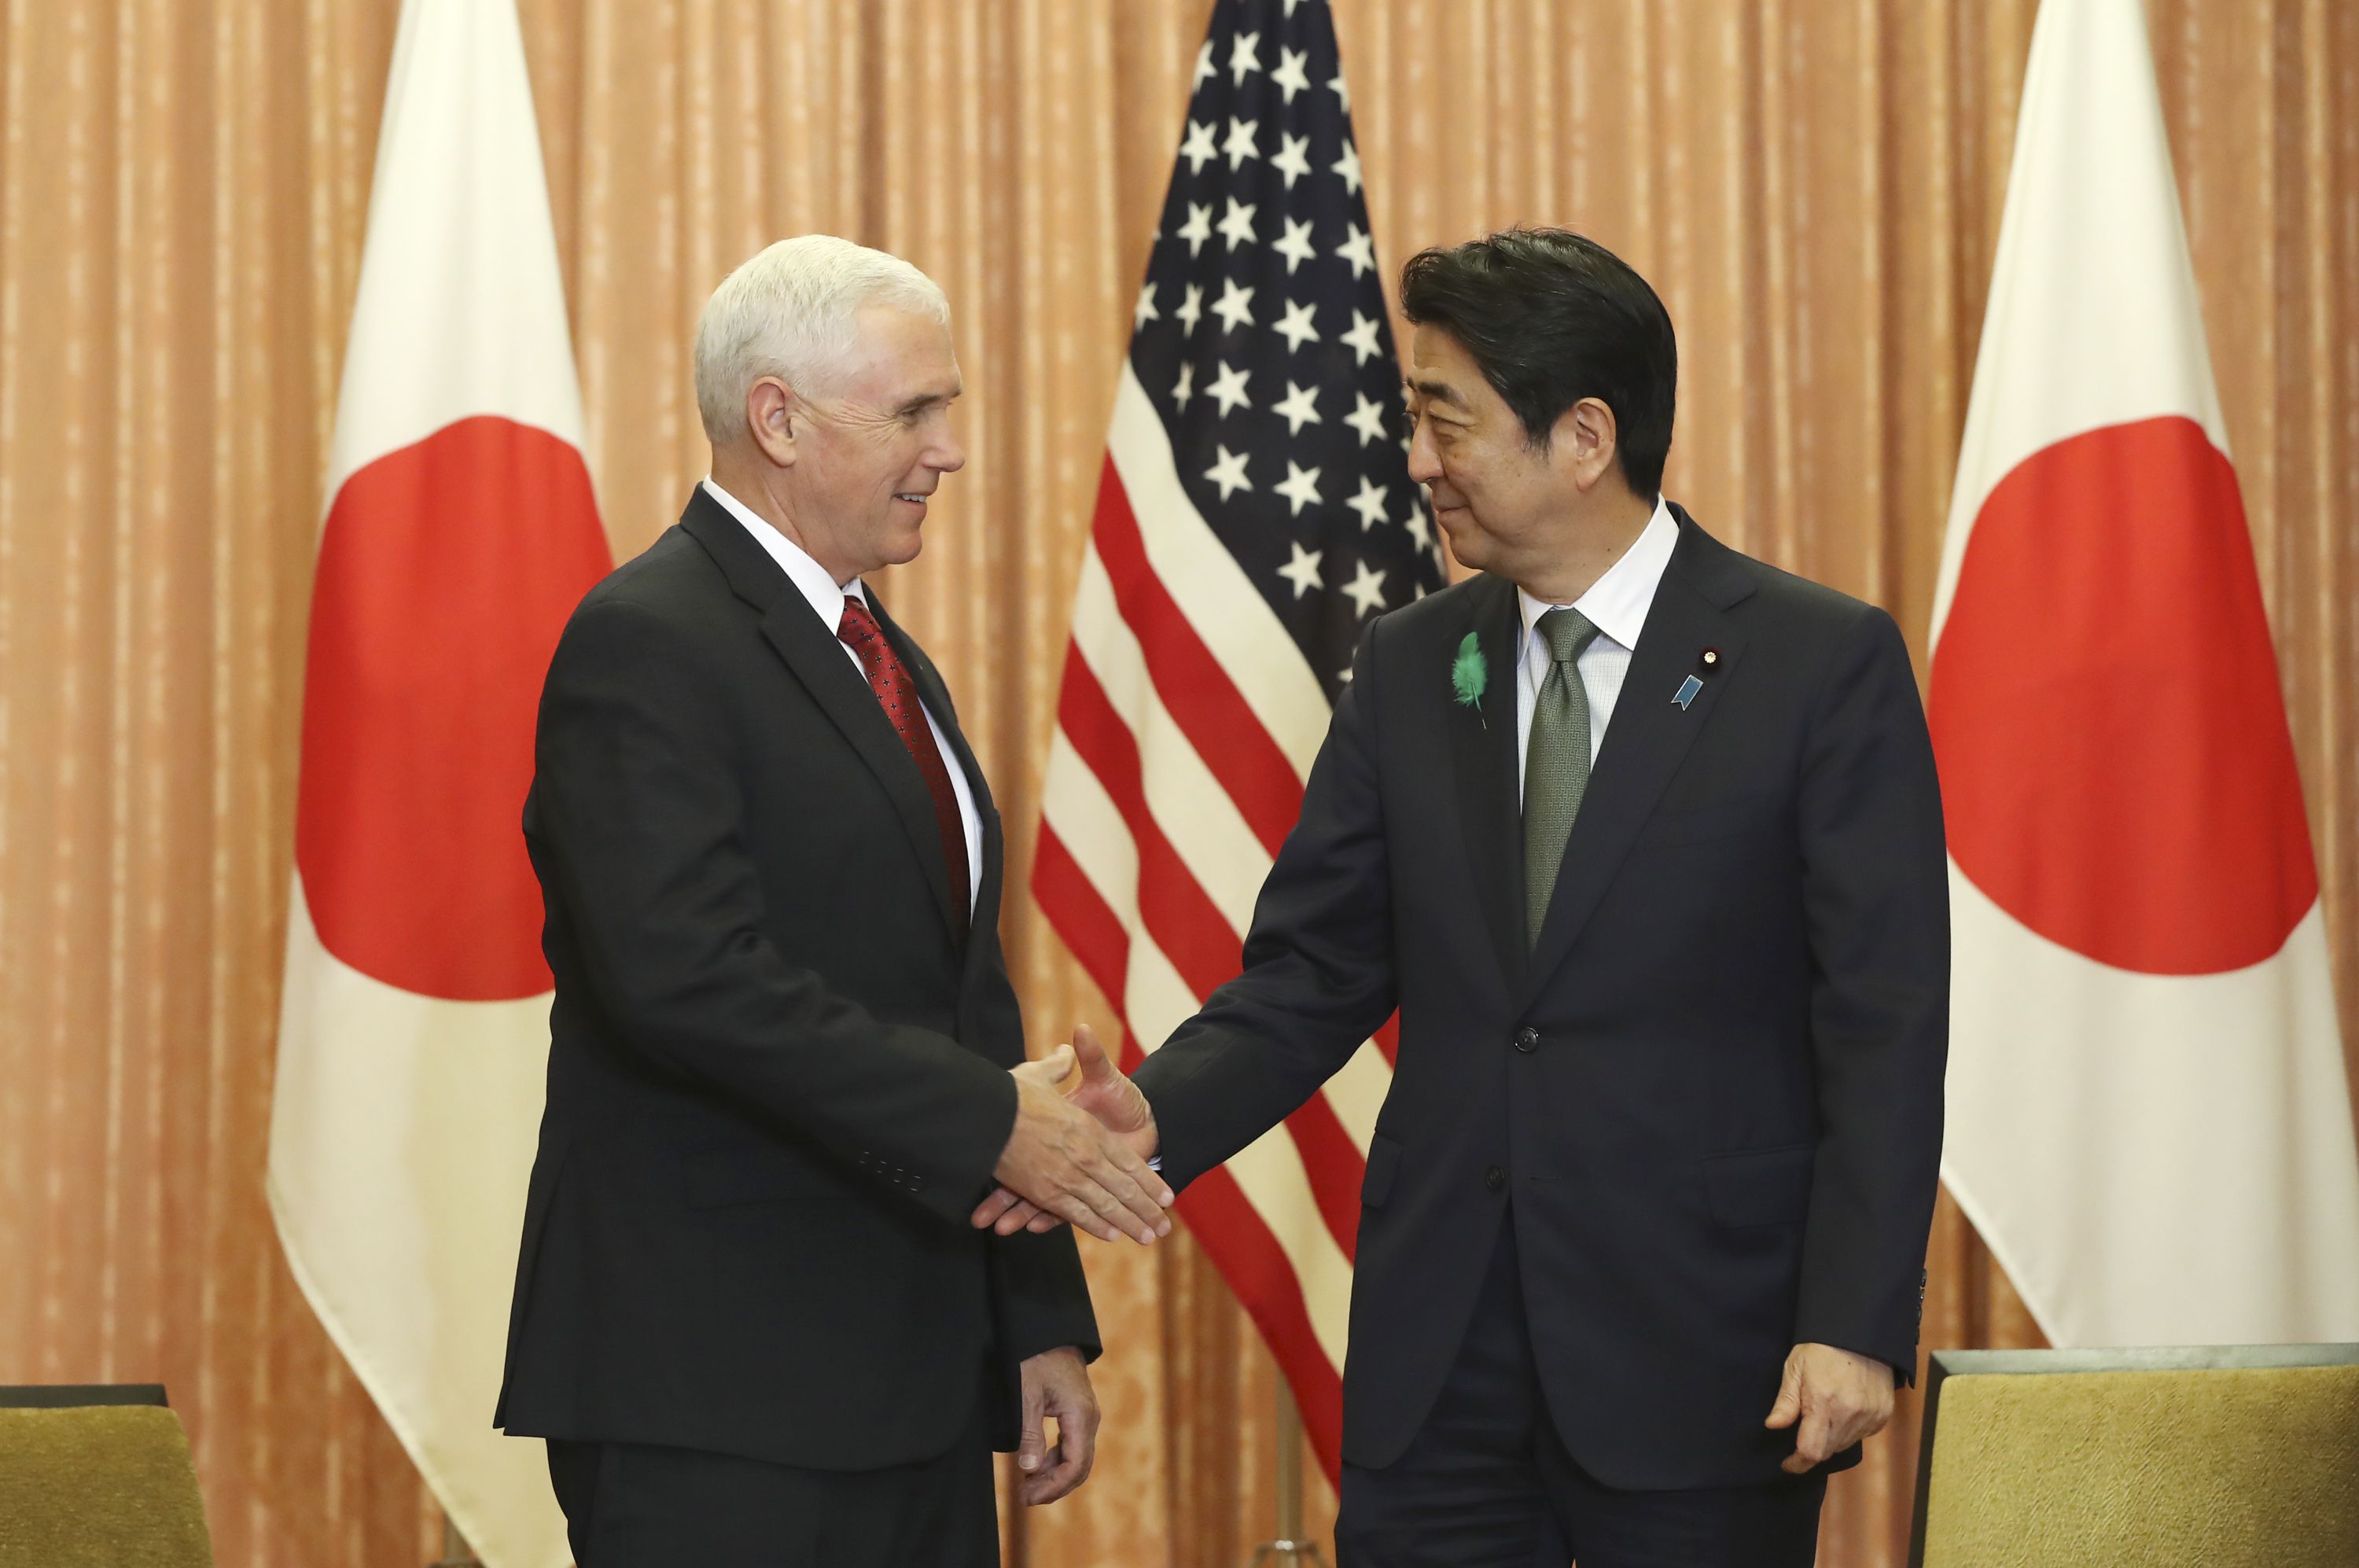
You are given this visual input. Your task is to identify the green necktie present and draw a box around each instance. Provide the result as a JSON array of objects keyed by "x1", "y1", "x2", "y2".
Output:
[{"x1": 1524, "y1": 605, "x2": 1603, "y2": 947}]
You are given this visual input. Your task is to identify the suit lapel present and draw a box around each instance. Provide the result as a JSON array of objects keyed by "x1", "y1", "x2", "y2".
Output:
[
  {"x1": 1449, "y1": 574, "x2": 1529, "y2": 996},
  {"x1": 1518, "y1": 510, "x2": 1754, "y2": 1010},
  {"x1": 679, "y1": 493, "x2": 963, "y2": 943},
  {"x1": 874, "y1": 596, "x2": 999, "y2": 963}
]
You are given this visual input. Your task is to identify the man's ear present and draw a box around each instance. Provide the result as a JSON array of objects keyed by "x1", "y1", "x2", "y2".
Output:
[
  {"x1": 1555, "y1": 396, "x2": 1620, "y2": 493},
  {"x1": 746, "y1": 377, "x2": 797, "y2": 466}
]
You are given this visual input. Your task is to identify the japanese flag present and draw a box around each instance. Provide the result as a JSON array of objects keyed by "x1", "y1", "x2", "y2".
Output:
[
  {"x1": 267, "y1": 2, "x2": 609, "y2": 1562},
  {"x1": 1929, "y1": 0, "x2": 2359, "y2": 1347}
]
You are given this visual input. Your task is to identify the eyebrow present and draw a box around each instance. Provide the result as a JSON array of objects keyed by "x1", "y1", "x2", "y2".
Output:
[
  {"x1": 1407, "y1": 377, "x2": 1468, "y2": 410},
  {"x1": 896, "y1": 385, "x2": 962, "y2": 416}
]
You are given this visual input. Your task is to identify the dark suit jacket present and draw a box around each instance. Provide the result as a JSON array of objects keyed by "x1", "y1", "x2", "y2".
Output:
[
  {"x1": 1132, "y1": 507, "x2": 1948, "y2": 1489},
  {"x1": 495, "y1": 487, "x2": 1097, "y2": 1472}
]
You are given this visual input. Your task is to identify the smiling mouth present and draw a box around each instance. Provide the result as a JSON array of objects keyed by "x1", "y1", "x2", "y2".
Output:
[{"x1": 895, "y1": 493, "x2": 930, "y2": 504}]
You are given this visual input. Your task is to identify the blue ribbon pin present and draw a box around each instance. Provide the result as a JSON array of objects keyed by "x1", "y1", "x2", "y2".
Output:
[{"x1": 1673, "y1": 675, "x2": 1703, "y2": 710}]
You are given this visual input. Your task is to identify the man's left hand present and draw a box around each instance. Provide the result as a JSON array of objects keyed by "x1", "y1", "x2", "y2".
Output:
[
  {"x1": 1016, "y1": 1346, "x2": 1099, "y2": 1505},
  {"x1": 1762, "y1": 1342, "x2": 1894, "y2": 1474}
]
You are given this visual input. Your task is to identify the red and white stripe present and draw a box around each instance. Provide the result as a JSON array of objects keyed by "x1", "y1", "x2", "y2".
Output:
[{"x1": 1037, "y1": 361, "x2": 1396, "y2": 1477}]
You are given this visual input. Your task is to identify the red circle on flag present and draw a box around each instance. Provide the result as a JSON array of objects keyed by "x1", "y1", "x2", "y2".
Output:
[
  {"x1": 296, "y1": 415, "x2": 611, "y2": 1000},
  {"x1": 1928, "y1": 415, "x2": 2316, "y2": 975}
]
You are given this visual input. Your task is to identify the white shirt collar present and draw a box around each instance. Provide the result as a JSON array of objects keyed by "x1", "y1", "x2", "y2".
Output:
[
  {"x1": 701, "y1": 476, "x2": 870, "y2": 631},
  {"x1": 1516, "y1": 496, "x2": 1680, "y2": 653}
]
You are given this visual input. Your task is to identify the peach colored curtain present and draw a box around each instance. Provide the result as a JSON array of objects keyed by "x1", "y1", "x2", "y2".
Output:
[{"x1": 2, "y1": 2, "x2": 2353, "y2": 1564}]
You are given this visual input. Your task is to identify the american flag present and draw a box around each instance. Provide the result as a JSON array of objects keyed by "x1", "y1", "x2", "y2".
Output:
[{"x1": 1033, "y1": 0, "x2": 1446, "y2": 1480}]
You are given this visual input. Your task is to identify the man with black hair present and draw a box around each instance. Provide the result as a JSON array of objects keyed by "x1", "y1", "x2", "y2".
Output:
[{"x1": 977, "y1": 227, "x2": 1949, "y2": 1566}]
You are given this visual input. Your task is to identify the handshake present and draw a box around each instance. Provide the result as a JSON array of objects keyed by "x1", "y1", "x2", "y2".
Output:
[{"x1": 981, "y1": 1025, "x2": 1169, "y2": 1245}]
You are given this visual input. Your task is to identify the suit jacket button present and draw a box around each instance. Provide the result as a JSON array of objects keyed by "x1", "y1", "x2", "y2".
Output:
[
  {"x1": 1512, "y1": 1027, "x2": 1539, "y2": 1054},
  {"x1": 1484, "y1": 1165, "x2": 1506, "y2": 1192}
]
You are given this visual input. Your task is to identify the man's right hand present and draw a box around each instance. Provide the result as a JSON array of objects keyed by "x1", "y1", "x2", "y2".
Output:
[
  {"x1": 995, "y1": 1043, "x2": 1173, "y2": 1245},
  {"x1": 977, "y1": 1025, "x2": 1160, "y2": 1238}
]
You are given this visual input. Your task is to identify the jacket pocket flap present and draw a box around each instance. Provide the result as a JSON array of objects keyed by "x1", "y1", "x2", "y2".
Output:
[
  {"x1": 1702, "y1": 1143, "x2": 1814, "y2": 1228},
  {"x1": 1361, "y1": 1134, "x2": 1403, "y2": 1209}
]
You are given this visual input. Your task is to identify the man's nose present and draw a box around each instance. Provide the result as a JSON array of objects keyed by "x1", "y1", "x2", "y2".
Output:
[
  {"x1": 1405, "y1": 424, "x2": 1440, "y2": 484},
  {"x1": 933, "y1": 433, "x2": 968, "y2": 474}
]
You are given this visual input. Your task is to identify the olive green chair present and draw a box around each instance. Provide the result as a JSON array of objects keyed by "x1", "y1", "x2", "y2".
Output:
[
  {"x1": 1908, "y1": 1344, "x2": 2359, "y2": 1567},
  {"x1": 0, "y1": 1386, "x2": 214, "y2": 1567}
]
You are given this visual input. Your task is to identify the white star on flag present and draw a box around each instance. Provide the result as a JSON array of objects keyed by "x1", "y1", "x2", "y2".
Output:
[
  {"x1": 1224, "y1": 116, "x2": 1261, "y2": 171},
  {"x1": 1341, "y1": 558, "x2": 1389, "y2": 617},
  {"x1": 1271, "y1": 46, "x2": 1312, "y2": 102},
  {"x1": 1194, "y1": 39, "x2": 1215, "y2": 89},
  {"x1": 1211, "y1": 278, "x2": 1257, "y2": 333},
  {"x1": 1175, "y1": 201, "x2": 1213, "y2": 257},
  {"x1": 1176, "y1": 282, "x2": 1204, "y2": 333},
  {"x1": 1271, "y1": 132, "x2": 1313, "y2": 190},
  {"x1": 1172, "y1": 362, "x2": 1195, "y2": 410},
  {"x1": 1273, "y1": 297, "x2": 1320, "y2": 350},
  {"x1": 1180, "y1": 119, "x2": 1219, "y2": 175},
  {"x1": 1275, "y1": 459, "x2": 1324, "y2": 516},
  {"x1": 1273, "y1": 217, "x2": 1317, "y2": 274},
  {"x1": 1204, "y1": 443, "x2": 1253, "y2": 499},
  {"x1": 1277, "y1": 541, "x2": 1324, "y2": 598},
  {"x1": 1228, "y1": 29, "x2": 1260, "y2": 86},
  {"x1": 1218, "y1": 198, "x2": 1260, "y2": 252},
  {"x1": 1346, "y1": 475, "x2": 1389, "y2": 531},
  {"x1": 1327, "y1": 70, "x2": 1349, "y2": 112},
  {"x1": 1345, "y1": 391, "x2": 1389, "y2": 446},
  {"x1": 1335, "y1": 223, "x2": 1375, "y2": 278},
  {"x1": 1133, "y1": 283, "x2": 1160, "y2": 330},
  {"x1": 1273, "y1": 381, "x2": 1323, "y2": 435},
  {"x1": 1205, "y1": 359, "x2": 1253, "y2": 415},
  {"x1": 1331, "y1": 139, "x2": 1364, "y2": 197},
  {"x1": 1341, "y1": 309, "x2": 1385, "y2": 365}
]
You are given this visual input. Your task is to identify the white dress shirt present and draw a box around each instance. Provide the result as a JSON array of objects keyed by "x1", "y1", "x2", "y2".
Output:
[
  {"x1": 1514, "y1": 498, "x2": 1680, "y2": 808},
  {"x1": 701, "y1": 477, "x2": 983, "y2": 915}
]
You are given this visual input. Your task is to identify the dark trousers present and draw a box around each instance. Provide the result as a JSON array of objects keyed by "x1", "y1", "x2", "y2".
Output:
[
  {"x1": 545, "y1": 1377, "x2": 998, "y2": 1568},
  {"x1": 1337, "y1": 1220, "x2": 1825, "y2": 1568}
]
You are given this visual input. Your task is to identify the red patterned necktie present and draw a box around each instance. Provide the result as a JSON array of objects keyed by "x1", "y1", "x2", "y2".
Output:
[{"x1": 837, "y1": 594, "x2": 970, "y2": 935}]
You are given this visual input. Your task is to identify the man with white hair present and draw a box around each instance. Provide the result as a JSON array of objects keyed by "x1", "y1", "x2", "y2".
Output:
[{"x1": 495, "y1": 235, "x2": 1167, "y2": 1564}]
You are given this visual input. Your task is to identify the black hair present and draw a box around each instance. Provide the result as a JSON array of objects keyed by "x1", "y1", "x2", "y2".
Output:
[{"x1": 1398, "y1": 227, "x2": 1677, "y2": 497}]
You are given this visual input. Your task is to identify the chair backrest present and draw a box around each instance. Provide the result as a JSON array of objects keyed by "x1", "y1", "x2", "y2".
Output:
[
  {"x1": 1908, "y1": 1344, "x2": 2359, "y2": 1568},
  {"x1": 0, "y1": 1386, "x2": 214, "y2": 1567}
]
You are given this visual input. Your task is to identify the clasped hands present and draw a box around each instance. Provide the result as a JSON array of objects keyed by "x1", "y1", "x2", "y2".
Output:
[
  {"x1": 989, "y1": 1025, "x2": 1166, "y2": 1244},
  {"x1": 987, "y1": 1029, "x2": 1891, "y2": 1472}
]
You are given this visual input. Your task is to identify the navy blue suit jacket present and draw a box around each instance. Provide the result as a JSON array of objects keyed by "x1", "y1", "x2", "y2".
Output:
[{"x1": 1132, "y1": 507, "x2": 1948, "y2": 1488}]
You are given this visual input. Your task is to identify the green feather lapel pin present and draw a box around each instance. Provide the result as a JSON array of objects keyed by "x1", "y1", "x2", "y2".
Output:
[{"x1": 1451, "y1": 631, "x2": 1489, "y2": 727}]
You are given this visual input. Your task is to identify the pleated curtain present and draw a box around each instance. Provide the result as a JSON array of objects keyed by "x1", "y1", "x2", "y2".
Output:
[{"x1": 0, "y1": 2, "x2": 2352, "y2": 1564}]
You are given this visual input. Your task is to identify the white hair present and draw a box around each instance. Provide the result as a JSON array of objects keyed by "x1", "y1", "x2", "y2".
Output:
[{"x1": 693, "y1": 234, "x2": 951, "y2": 444}]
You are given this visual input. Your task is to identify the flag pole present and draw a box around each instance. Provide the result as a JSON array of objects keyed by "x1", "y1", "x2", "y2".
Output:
[{"x1": 1248, "y1": 1381, "x2": 1330, "y2": 1567}]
